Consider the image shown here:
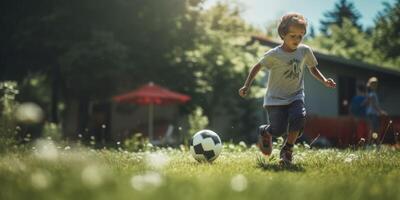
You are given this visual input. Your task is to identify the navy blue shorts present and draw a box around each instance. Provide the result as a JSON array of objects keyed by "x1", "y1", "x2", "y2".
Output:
[{"x1": 265, "y1": 100, "x2": 306, "y2": 137}]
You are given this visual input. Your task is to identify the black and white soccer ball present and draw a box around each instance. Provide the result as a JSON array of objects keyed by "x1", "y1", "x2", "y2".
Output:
[{"x1": 189, "y1": 129, "x2": 222, "y2": 162}]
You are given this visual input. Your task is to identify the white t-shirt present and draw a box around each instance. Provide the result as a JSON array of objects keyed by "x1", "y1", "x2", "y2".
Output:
[{"x1": 258, "y1": 44, "x2": 318, "y2": 106}]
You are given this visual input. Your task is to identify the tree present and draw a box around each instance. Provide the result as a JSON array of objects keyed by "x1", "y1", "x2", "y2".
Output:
[
  {"x1": 310, "y1": 19, "x2": 374, "y2": 62},
  {"x1": 373, "y1": 0, "x2": 400, "y2": 60},
  {"x1": 0, "y1": 0, "x2": 56, "y2": 81},
  {"x1": 171, "y1": 3, "x2": 266, "y2": 141},
  {"x1": 0, "y1": 0, "x2": 269, "y2": 142},
  {"x1": 320, "y1": 0, "x2": 362, "y2": 35},
  {"x1": 0, "y1": 0, "x2": 203, "y2": 138},
  {"x1": 310, "y1": 1, "x2": 400, "y2": 71}
]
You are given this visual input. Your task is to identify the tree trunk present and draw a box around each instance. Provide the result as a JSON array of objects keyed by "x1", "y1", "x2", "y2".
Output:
[
  {"x1": 51, "y1": 64, "x2": 60, "y2": 123},
  {"x1": 62, "y1": 98, "x2": 80, "y2": 139}
]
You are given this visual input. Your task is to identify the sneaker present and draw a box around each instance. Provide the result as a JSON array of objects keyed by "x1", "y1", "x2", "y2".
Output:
[
  {"x1": 279, "y1": 146, "x2": 293, "y2": 165},
  {"x1": 257, "y1": 125, "x2": 272, "y2": 155}
]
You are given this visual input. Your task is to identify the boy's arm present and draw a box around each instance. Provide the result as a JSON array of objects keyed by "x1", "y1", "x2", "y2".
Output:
[
  {"x1": 239, "y1": 63, "x2": 262, "y2": 97},
  {"x1": 308, "y1": 66, "x2": 336, "y2": 88}
]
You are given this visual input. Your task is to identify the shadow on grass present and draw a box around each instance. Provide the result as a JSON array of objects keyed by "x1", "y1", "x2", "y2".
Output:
[{"x1": 256, "y1": 156, "x2": 305, "y2": 172}]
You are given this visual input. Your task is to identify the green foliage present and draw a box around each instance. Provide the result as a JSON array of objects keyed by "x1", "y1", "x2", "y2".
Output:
[
  {"x1": 308, "y1": 18, "x2": 400, "y2": 70},
  {"x1": 171, "y1": 3, "x2": 267, "y2": 139},
  {"x1": 309, "y1": 19, "x2": 374, "y2": 61},
  {"x1": 320, "y1": 0, "x2": 362, "y2": 35},
  {"x1": 123, "y1": 133, "x2": 154, "y2": 152},
  {"x1": 59, "y1": 30, "x2": 130, "y2": 99},
  {"x1": 311, "y1": 0, "x2": 400, "y2": 70},
  {"x1": 1, "y1": 0, "x2": 204, "y2": 136},
  {"x1": 0, "y1": 81, "x2": 19, "y2": 153},
  {"x1": 0, "y1": 1, "x2": 270, "y2": 141},
  {"x1": 18, "y1": 73, "x2": 52, "y2": 115},
  {"x1": 188, "y1": 107, "x2": 209, "y2": 136},
  {"x1": 372, "y1": 0, "x2": 400, "y2": 60},
  {"x1": 0, "y1": 145, "x2": 400, "y2": 200},
  {"x1": 42, "y1": 122, "x2": 62, "y2": 141}
]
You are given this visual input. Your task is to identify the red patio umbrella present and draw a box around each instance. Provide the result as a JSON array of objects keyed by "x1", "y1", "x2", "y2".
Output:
[{"x1": 113, "y1": 82, "x2": 191, "y2": 141}]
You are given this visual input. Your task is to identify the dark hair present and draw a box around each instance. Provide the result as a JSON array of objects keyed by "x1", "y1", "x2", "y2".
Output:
[{"x1": 278, "y1": 13, "x2": 307, "y2": 39}]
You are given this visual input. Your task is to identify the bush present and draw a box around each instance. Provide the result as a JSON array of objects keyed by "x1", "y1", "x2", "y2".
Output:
[
  {"x1": 188, "y1": 107, "x2": 209, "y2": 136},
  {"x1": 123, "y1": 133, "x2": 154, "y2": 152},
  {"x1": 0, "y1": 81, "x2": 19, "y2": 153}
]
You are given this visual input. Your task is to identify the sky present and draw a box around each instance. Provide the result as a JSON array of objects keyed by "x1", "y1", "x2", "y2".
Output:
[{"x1": 203, "y1": 0, "x2": 395, "y2": 33}]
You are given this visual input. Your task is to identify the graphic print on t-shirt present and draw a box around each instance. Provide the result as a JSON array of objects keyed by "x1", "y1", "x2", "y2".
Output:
[{"x1": 283, "y1": 58, "x2": 301, "y2": 80}]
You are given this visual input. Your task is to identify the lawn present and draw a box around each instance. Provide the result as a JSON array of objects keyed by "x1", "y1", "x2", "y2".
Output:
[{"x1": 0, "y1": 140, "x2": 399, "y2": 200}]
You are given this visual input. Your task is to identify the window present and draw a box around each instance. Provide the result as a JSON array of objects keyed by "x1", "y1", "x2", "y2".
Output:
[{"x1": 338, "y1": 76, "x2": 356, "y2": 115}]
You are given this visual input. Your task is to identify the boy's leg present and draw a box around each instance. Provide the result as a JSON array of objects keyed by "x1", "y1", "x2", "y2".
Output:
[
  {"x1": 280, "y1": 130, "x2": 299, "y2": 164},
  {"x1": 259, "y1": 105, "x2": 288, "y2": 156},
  {"x1": 287, "y1": 130, "x2": 300, "y2": 145},
  {"x1": 280, "y1": 100, "x2": 306, "y2": 164}
]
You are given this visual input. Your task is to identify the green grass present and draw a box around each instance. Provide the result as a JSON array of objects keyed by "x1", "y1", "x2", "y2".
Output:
[{"x1": 0, "y1": 140, "x2": 399, "y2": 200}]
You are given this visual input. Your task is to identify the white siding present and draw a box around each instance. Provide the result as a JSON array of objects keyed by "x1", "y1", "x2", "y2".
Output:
[
  {"x1": 380, "y1": 83, "x2": 400, "y2": 115},
  {"x1": 304, "y1": 69, "x2": 338, "y2": 116}
]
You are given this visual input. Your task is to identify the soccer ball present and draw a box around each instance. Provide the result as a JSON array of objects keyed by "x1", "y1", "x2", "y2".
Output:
[{"x1": 189, "y1": 129, "x2": 222, "y2": 162}]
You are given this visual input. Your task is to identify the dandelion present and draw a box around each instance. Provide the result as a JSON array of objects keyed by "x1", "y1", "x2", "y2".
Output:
[
  {"x1": 277, "y1": 137, "x2": 284, "y2": 144},
  {"x1": 145, "y1": 152, "x2": 170, "y2": 170},
  {"x1": 15, "y1": 102, "x2": 44, "y2": 124},
  {"x1": 372, "y1": 132, "x2": 378, "y2": 139},
  {"x1": 81, "y1": 165, "x2": 104, "y2": 187},
  {"x1": 24, "y1": 135, "x2": 31, "y2": 142},
  {"x1": 238, "y1": 141, "x2": 246, "y2": 147},
  {"x1": 271, "y1": 149, "x2": 279, "y2": 156},
  {"x1": 344, "y1": 153, "x2": 358, "y2": 163},
  {"x1": 31, "y1": 171, "x2": 50, "y2": 190},
  {"x1": 344, "y1": 157, "x2": 353, "y2": 163},
  {"x1": 34, "y1": 140, "x2": 58, "y2": 161},
  {"x1": 230, "y1": 174, "x2": 248, "y2": 192},
  {"x1": 130, "y1": 171, "x2": 163, "y2": 191}
]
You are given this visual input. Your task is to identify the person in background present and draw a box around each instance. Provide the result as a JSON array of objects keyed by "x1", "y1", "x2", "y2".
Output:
[
  {"x1": 365, "y1": 77, "x2": 387, "y2": 144},
  {"x1": 349, "y1": 84, "x2": 368, "y2": 147},
  {"x1": 350, "y1": 84, "x2": 368, "y2": 118}
]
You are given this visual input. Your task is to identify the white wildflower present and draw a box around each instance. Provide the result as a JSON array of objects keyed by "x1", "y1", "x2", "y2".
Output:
[
  {"x1": 130, "y1": 171, "x2": 163, "y2": 191},
  {"x1": 230, "y1": 174, "x2": 248, "y2": 192},
  {"x1": 81, "y1": 165, "x2": 104, "y2": 187},
  {"x1": 31, "y1": 171, "x2": 50, "y2": 190},
  {"x1": 34, "y1": 140, "x2": 58, "y2": 161},
  {"x1": 145, "y1": 152, "x2": 170, "y2": 170}
]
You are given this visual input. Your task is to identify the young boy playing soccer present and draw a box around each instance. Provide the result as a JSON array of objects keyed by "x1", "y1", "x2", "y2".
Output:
[{"x1": 239, "y1": 13, "x2": 336, "y2": 164}]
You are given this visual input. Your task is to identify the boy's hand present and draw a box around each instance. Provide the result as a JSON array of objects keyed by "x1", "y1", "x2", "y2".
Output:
[
  {"x1": 324, "y1": 78, "x2": 336, "y2": 88},
  {"x1": 238, "y1": 86, "x2": 249, "y2": 97}
]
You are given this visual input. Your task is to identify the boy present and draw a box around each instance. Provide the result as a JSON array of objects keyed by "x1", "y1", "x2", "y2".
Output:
[{"x1": 238, "y1": 13, "x2": 336, "y2": 164}]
